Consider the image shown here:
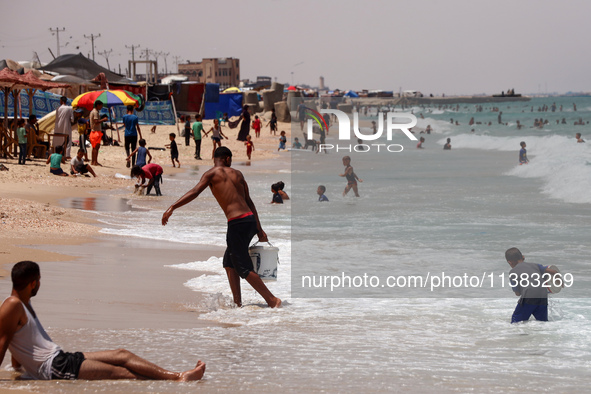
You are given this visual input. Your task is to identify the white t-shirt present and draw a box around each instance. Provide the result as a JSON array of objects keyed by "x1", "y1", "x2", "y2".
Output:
[{"x1": 70, "y1": 156, "x2": 85, "y2": 168}]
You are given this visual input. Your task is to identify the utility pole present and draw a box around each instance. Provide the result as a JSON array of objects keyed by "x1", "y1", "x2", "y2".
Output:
[
  {"x1": 140, "y1": 48, "x2": 153, "y2": 83},
  {"x1": 173, "y1": 55, "x2": 183, "y2": 73},
  {"x1": 125, "y1": 44, "x2": 140, "y2": 61},
  {"x1": 49, "y1": 27, "x2": 66, "y2": 57},
  {"x1": 84, "y1": 33, "x2": 101, "y2": 61},
  {"x1": 98, "y1": 49, "x2": 113, "y2": 70},
  {"x1": 162, "y1": 52, "x2": 170, "y2": 75}
]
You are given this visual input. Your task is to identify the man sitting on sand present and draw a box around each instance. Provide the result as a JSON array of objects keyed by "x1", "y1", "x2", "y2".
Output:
[
  {"x1": 0, "y1": 261, "x2": 205, "y2": 381},
  {"x1": 162, "y1": 147, "x2": 281, "y2": 308}
]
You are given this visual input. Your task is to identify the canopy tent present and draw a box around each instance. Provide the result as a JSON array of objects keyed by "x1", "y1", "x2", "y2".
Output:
[
  {"x1": 38, "y1": 53, "x2": 134, "y2": 85},
  {"x1": 204, "y1": 93, "x2": 243, "y2": 120},
  {"x1": 344, "y1": 90, "x2": 359, "y2": 98},
  {"x1": 0, "y1": 68, "x2": 70, "y2": 157}
]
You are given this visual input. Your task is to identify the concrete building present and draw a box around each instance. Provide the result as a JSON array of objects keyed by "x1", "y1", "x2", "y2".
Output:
[{"x1": 177, "y1": 57, "x2": 240, "y2": 89}]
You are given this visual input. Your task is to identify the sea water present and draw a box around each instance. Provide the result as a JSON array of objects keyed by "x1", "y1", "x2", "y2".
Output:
[{"x1": 19, "y1": 97, "x2": 591, "y2": 392}]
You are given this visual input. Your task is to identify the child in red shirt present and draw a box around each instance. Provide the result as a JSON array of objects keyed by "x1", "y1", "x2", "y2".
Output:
[
  {"x1": 245, "y1": 134, "x2": 254, "y2": 160},
  {"x1": 252, "y1": 115, "x2": 261, "y2": 138}
]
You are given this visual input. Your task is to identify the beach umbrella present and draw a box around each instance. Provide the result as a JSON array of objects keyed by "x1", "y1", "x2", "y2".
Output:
[
  {"x1": 38, "y1": 110, "x2": 57, "y2": 133},
  {"x1": 71, "y1": 89, "x2": 142, "y2": 111},
  {"x1": 223, "y1": 87, "x2": 242, "y2": 93},
  {"x1": 287, "y1": 85, "x2": 297, "y2": 91}
]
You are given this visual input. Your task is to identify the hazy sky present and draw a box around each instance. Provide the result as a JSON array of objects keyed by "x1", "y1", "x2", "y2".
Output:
[{"x1": 1, "y1": 0, "x2": 589, "y2": 95}]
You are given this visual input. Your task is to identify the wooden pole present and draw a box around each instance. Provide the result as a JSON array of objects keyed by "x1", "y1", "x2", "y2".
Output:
[{"x1": 169, "y1": 88, "x2": 180, "y2": 134}]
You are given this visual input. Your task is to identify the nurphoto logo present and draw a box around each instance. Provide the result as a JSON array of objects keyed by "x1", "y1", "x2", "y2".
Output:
[{"x1": 305, "y1": 108, "x2": 418, "y2": 153}]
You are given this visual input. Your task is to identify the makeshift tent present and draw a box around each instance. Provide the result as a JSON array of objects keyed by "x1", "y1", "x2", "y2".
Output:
[
  {"x1": 204, "y1": 83, "x2": 220, "y2": 103},
  {"x1": 204, "y1": 93, "x2": 243, "y2": 120},
  {"x1": 0, "y1": 59, "x2": 24, "y2": 74},
  {"x1": 39, "y1": 53, "x2": 134, "y2": 84},
  {"x1": 344, "y1": 90, "x2": 359, "y2": 98},
  {"x1": 170, "y1": 83, "x2": 205, "y2": 113}
]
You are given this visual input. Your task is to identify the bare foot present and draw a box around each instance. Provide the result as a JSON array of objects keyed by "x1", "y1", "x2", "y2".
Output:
[
  {"x1": 269, "y1": 297, "x2": 282, "y2": 308},
  {"x1": 179, "y1": 360, "x2": 206, "y2": 382}
]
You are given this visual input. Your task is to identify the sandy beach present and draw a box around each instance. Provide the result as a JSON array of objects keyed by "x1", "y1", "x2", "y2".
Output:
[{"x1": 0, "y1": 117, "x2": 291, "y2": 387}]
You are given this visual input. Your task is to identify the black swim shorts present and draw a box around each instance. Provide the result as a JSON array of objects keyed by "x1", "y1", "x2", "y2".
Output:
[
  {"x1": 51, "y1": 350, "x2": 86, "y2": 380},
  {"x1": 74, "y1": 164, "x2": 89, "y2": 174},
  {"x1": 223, "y1": 215, "x2": 258, "y2": 278}
]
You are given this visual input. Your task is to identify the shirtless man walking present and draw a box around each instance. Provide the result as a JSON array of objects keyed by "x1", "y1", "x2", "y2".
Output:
[
  {"x1": 0, "y1": 261, "x2": 205, "y2": 381},
  {"x1": 162, "y1": 147, "x2": 281, "y2": 308}
]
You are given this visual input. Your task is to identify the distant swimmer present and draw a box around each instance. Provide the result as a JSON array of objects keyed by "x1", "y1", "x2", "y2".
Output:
[
  {"x1": 276, "y1": 181, "x2": 289, "y2": 200},
  {"x1": 425, "y1": 125, "x2": 432, "y2": 134},
  {"x1": 575, "y1": 133, "x2": 585, "y2": 143},
  {"x1": 271, "y1": 183, "x2": 283, "y2": 204},
  {"x1": 519, "y1": 141, "x2": 529, "y2": 165},
  {"x1": 417, "y1": 136, "x2": 425, "y2": 149},
  {"x1": 0, "y1": 261, "x2": 206, "y2": 381},
  {"x1": 505, "y1": 248, "x2": 560, "y2": 323},
  {"x1": 162, "y1": 147, "x2": 281, "y2": 308},
  {"x1": 317, "y1": 185, "x2": 329, "y2": 202},
  {"x1": 443, "y1": 138, "x2": 451, "y2": 150},
  {"x1": 340, "y1": 156, "x2": 362, "y2": 197}
]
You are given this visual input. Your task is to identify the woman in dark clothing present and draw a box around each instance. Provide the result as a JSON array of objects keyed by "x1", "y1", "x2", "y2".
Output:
[{"x1": 236, "y1": 105, "x2": 251, "y2": 141}]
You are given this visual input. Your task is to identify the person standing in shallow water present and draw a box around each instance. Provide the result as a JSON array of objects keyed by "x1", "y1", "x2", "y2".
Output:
[
  {"x1": 340, "y1": 156, "x2": 362, "y2": 197},
  {"x1": 162, "y1": 147, "x2": 281, "y2": 308},
  {"x1": 519, "y1": 141, "x2": 529, "y2": 165}
]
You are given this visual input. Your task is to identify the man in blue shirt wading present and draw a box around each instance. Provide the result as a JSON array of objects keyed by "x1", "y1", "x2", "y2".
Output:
[{"x1": 123, "y1": 105, "x2": 142, "y2": 168}]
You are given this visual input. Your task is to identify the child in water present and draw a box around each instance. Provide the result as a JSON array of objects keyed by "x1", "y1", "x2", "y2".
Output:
[
  {"x1": 317, "y1": 185, "x2": 329, "y2": 202},
  {"x1": 271, "y1": 182, "x2": 283, "y2": 204},
  {"x1": 276, "y1": 181, "x2": 289, "y2": 200},
  {"x1": 443, "y1": 138, "x2": 451, "y2": 150},
  {"x1": 278, "y1": 131, "x2": 287, "y2": 151},
  {"x1": 417, "y1": 136, "x2": 425, "y2": 149},
  {"x1": 519, "y1": 141, "x2": 529, "y2": 164},
  {"x1": 340, "y1": 156, "x2": 362, "y2": 197}
]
